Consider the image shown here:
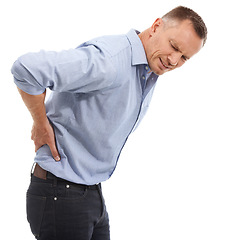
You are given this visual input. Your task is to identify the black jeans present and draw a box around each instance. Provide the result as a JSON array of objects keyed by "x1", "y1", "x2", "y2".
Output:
[{"x1": 26, "y1": 173, "x2": 110, "y2": 240}]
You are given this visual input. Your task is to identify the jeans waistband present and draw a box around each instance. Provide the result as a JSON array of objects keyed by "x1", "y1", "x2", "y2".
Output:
[
  {"x1": 32, "y1": 163, "x2": 100, "y2": 190},
  {"x1": 46, "y1": 171, "x2": 100, "y2": 190}
]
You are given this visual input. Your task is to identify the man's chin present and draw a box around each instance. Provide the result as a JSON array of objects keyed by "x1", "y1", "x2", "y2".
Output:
[
  {"x1": 151, "y1": 67, "x2": 167, "y2": 76},
  {"x1": 149, "y1": 63, "x2": 169, "y2": 76}
]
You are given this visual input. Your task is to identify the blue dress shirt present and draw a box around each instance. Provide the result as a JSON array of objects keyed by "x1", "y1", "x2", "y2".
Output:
[{"x1": 11, "y1": 29, "x2": 159, "y2": 185}]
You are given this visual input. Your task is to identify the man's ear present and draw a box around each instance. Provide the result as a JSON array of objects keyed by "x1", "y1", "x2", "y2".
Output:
[{"x1": 150, "y1": 18, "x2": 163, "y2": 33}]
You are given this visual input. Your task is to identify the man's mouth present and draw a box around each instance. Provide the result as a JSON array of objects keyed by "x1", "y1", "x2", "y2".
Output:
[{"x1": 159, "y1": 58, "x2": 169, "y2": 70}]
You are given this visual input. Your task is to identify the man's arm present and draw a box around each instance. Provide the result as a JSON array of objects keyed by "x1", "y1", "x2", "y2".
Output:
[
  {"x1": 12, "y1": 46, "x2": 116, "y2": 160},
  {"x1": 17, "y1": 87, "x2": 60, "y2": 161}
]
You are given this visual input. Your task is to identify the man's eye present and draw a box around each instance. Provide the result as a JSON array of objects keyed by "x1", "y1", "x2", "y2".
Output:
[
  {"x1": 171, "y1": 44, "x2": 178, "y2": 51},
  {"x1": 182, "y1": 55, "x2": 189, "y2": 62},
  {"x1": 182, "y1": 56, "x2": 187, "y2": 61}
]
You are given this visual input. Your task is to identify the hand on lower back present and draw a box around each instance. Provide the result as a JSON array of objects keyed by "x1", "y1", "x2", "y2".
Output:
[{"x1": 31, "y1": 120, "x2": 60, "y2": 161}]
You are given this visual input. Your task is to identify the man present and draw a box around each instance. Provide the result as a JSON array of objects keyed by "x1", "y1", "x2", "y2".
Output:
[{"x1": 11, "y1": 6, "x2": 207, "y2": 240}]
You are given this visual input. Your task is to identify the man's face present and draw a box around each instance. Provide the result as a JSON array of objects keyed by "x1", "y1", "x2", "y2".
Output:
[{"x1": 144, "y1": 18, "x2": 203, "y2": 75}]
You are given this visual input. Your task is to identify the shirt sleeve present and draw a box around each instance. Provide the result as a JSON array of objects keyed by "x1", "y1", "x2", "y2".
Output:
[{"x1": 11, "y1": 44, "x2": 116, "y2": 95}]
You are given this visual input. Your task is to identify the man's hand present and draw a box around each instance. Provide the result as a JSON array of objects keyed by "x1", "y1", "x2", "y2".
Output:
[
  {"x1": 31, "y1": 120, "x2": 60, "y2": 161},
  {"x1": 17, "y1": 87, "x2": 60, "y2": 161}
]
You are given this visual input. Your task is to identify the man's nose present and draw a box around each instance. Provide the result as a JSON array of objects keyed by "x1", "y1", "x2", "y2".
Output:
[{"x1": 168, "y1": 52, "x2": 182, "y2": 67}]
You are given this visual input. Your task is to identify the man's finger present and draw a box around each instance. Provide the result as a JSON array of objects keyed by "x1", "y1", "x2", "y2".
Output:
[{"x1": 48, "y1": 142, "x2": 61, "y2": 161}]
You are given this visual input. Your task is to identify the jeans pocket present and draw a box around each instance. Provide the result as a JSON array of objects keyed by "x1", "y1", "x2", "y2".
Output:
[{"x1": 26, "y1": 193, "x2": 46, "y2": 237}]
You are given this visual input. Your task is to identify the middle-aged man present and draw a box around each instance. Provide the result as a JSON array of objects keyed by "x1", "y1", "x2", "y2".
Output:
[{"x1": 11, "y1": 6, "x2": 207, "y2": 240}]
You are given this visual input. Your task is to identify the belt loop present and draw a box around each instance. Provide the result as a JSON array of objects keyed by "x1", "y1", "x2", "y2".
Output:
[
  {"x1": 52, "y1": 175, "x2": 58, "y2": 201},
  {"x1": 53, "y1": 175, "x2": 57, "y2": 187}
]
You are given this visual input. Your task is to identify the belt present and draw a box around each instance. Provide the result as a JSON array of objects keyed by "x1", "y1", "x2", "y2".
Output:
[
  {"x1": 33, "y1": 163, "x2": 48, "y2": 180},
  {"x1": 33, "y1": 163, "x2": 100, "y2": 190}
]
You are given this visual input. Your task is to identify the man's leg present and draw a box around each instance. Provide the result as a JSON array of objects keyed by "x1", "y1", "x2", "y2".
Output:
[
  {"x1": 91, "y1": 186, "x2": 110, "y2": 240},
  {"x1": 26, "y1": 164, "x2": 109, "y2": 240},
  {"x1": 91, "y1": 211, "x2": 110, "y2": 240}
]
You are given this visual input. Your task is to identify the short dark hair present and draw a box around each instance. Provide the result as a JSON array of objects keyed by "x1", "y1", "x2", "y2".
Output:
[{"x1": 162, "y1": 6, "x2": 208, "y2": 46}]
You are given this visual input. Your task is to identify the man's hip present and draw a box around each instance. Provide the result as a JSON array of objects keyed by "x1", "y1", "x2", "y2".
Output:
[{"x1": 27, "y1": 164, "x2": 110, "y2": 240}]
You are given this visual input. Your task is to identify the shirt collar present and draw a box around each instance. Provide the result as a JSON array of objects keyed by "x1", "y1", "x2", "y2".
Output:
[{"x1": 126, "y1": 29, "x2": 148, "y2": 66}]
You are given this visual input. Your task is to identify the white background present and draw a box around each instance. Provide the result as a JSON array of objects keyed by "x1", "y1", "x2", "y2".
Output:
[{"x1": 1, "y1": 0, "x2": 240, "y2": 239}]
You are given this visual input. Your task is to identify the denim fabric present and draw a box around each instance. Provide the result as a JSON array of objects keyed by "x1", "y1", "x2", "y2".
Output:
[{"x1": 27, "y1": 174, "x2": 110, "y2": 240}]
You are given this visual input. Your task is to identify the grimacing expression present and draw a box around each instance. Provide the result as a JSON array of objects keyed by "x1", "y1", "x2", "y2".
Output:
[{"x1": 144, "y1": 18, "x2": 204, "y2": 75}]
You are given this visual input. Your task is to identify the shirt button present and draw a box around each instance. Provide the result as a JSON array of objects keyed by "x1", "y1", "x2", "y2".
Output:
[
  {"x1": 145, "y1": 66, "x2": 149, "y2": 70},
  {"x1": 54, "y1": 197, "x2": 57, "y2": 201},
  {"x1": 142, "y1": 76, "x2": 146, "y2": 80},
  {"x1": 66, "y1": 185, "x2": 70, "y2": 188}
]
